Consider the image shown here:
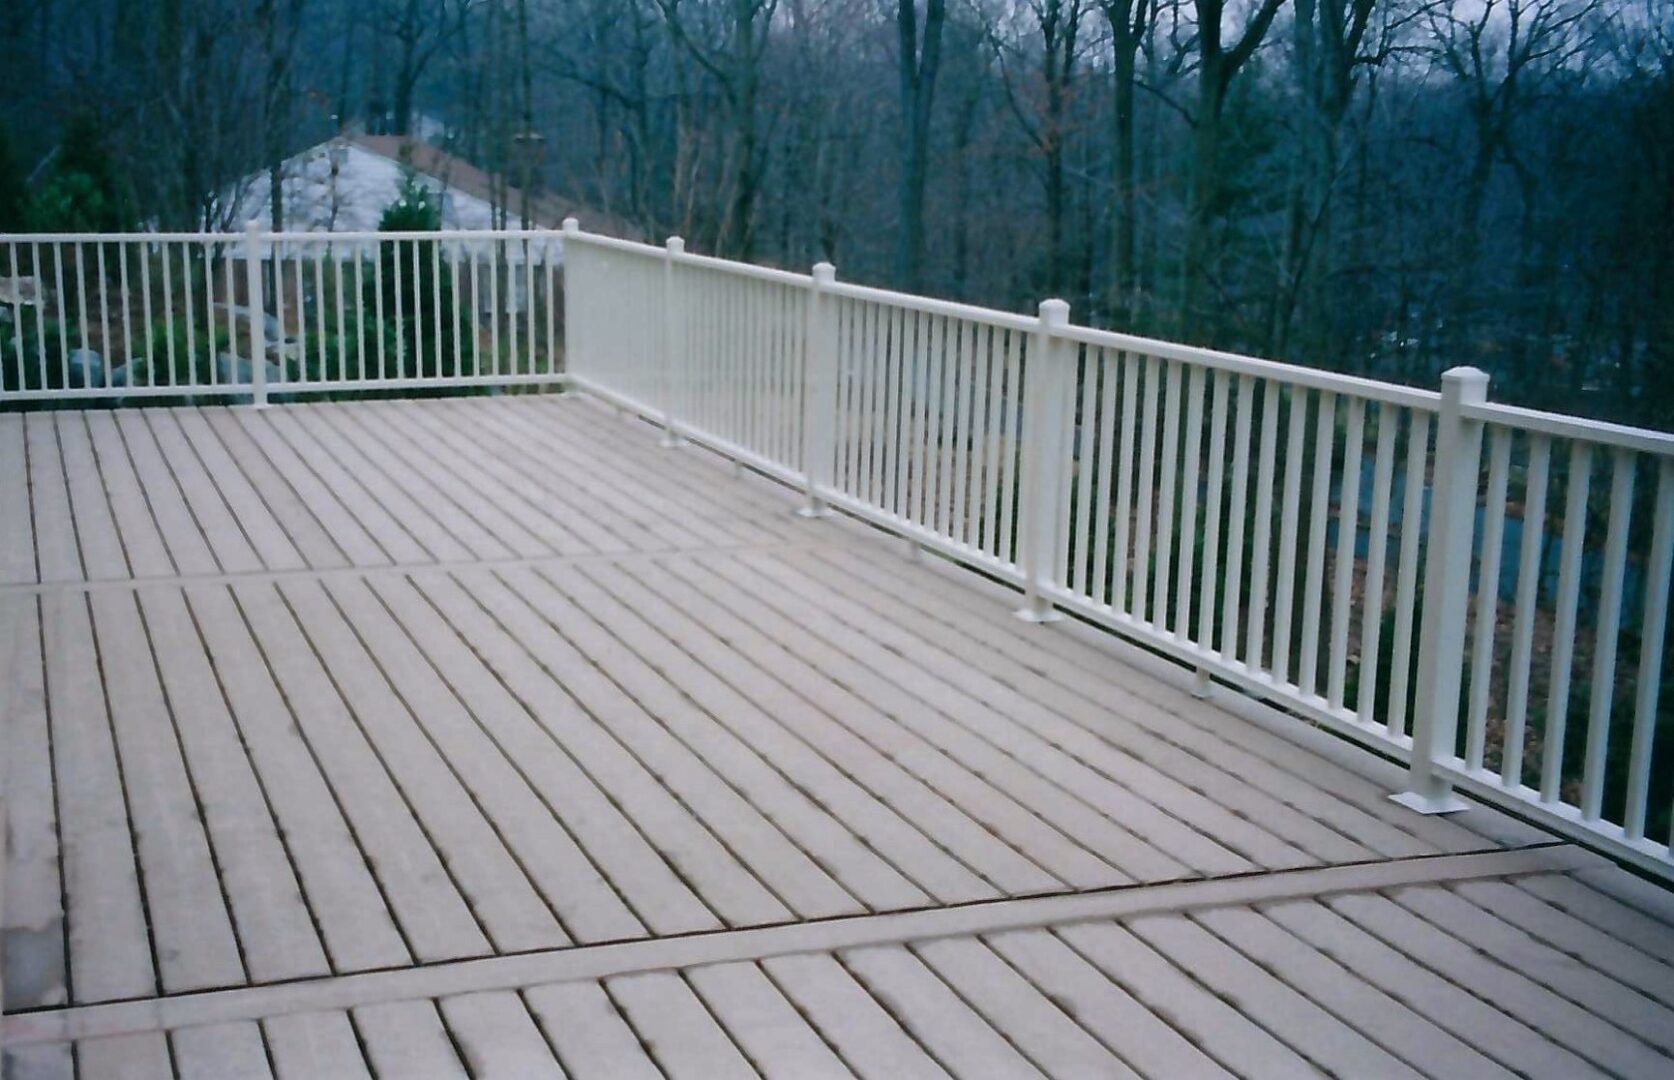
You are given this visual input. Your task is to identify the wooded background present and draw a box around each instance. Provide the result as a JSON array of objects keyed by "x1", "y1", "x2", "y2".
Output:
[{"x1": 0, "y1": 0, "x2": 1668, "y2": 424}]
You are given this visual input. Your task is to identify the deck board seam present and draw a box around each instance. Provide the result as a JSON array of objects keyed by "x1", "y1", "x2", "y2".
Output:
[
  {"x1": 0, "y1": 538, "x2": 851, "y2": 599},
  {"x1": 0, "y1": 845, "x2": 1601, "y2": 1046}
]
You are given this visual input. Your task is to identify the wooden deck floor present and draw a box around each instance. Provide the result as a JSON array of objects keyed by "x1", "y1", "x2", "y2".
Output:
[{"x1": 3, "y1": 393, "x2": 1673, "y2": 1078}]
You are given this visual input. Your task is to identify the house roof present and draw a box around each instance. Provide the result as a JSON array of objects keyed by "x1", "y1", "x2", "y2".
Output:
[
  {"x1": 348, "y1": 135, "x2": 639, "y2": 238},
  {"x1": 224, "y1": 134, "x2": 638, "y2": 239}
]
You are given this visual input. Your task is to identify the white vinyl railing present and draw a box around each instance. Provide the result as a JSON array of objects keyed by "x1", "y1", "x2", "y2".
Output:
[
  {"x1": 0, "y1": 225, "x2": 563, "y2": 404},
  {"x1": 562, "y1": 220, "x2": 1674, "y2": 880},
  {"x1": 6, "y1": 223, "x2": 1670, "y2": 878}
]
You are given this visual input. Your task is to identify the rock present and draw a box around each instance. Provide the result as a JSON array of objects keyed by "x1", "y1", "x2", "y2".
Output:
[
  {"x1": 66, "y1": 348, "x2": 104, "y2": 389},
  {"x1": 215, "y1": 353, "x2": 286, "y2": 404}
]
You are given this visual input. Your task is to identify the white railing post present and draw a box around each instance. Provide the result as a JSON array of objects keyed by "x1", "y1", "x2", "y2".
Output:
[
  {"x1": 1015, "y1": 298, "x2": 1073, "y2": 623},
  {"x1": 798, "y1": 261, "x2": 838, "y2": 517},
  {"x1": 1394, "y1": 365, "x2": 1488, "y2": 814},
  {"x1": 660, "y1": 236, "x2": 687, "y2": 447},
  {"x1": 243, "y1": 220, "x2": 268, "y2": 408}
]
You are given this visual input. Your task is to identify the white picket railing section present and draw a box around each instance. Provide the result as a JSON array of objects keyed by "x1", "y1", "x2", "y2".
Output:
[
  {"x1": 5, "y1": 222, "x2": 1671, "y2": 879},
  {"x1": 0, "y1": 227, "x2": 562, "y2": 403},
  {"x1": 562, "y1": 221, "x2": 1674, "y2": 881}
]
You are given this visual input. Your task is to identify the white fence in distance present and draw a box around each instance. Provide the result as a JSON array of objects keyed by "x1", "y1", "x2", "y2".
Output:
[{"x1": 0, "y1": 227, "x2": 564, "y2": 404}]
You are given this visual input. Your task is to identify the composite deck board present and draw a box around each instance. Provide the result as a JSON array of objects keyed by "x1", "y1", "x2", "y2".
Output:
[
  {"x1": 280, "y1": 578, "x2": 570, "y2": 954},
  {"x1": 451, "y1": 566, "x2": 841, "y2": 921},
  {"x1": 232, "y1": 581, "x2": 492, "y2": 963},
  {"x1": 180, "y1": 408, "x2": 348, "y2": 571},
  {"x1": 185, "y1": 584, "x2": 412, "y2": 973},
  {"x1": 140, "y1": 409, "x2": 269, "y2": 573},
  {"x1": 85, "y1": 589, "x2": 245, "y2": 993},
  {"x1": 272, "y1": 408, "x2": 472, "y2": 565},
  {"x1": 24, "y1": 415, "x2": 81, "y2": 583},
  {"x1": 523, "y1": 981, "x2": 664, "y2": 1080},
  {"x1": 40, "y1": 590, "x2": 154, "y2": 1003},
  {"x1": 496, "y1": 396, "x2": 785, "y2": 550},
  {"x1": 414, "y1": 567, "x2": 789, "y2": 925},
  {"x1": 161, "y1": 409, "x2": 307, "y2": 573},
  {"x1": 362, "y1": 401, "x2": 605, "y2": 556},
  {"x1": 321, "y1": 403, "x2": 555, "y2": 559},
  {"x1": 686, "y1": 961, "x2": 854, "y2": 1078},
  {"x1": 261, "y1": 1010, "x2": 372, "y2": 1080},
  {"x1": 170, "y1": 1020, "x2": 273, "y2": 1080},
  {"x1": 684, "y1": 555, "x2": 1183, "y2": 885},
  {"x1": 797, "y1": 547, "x2": 1406, "y2": 863},
  {"x1": 363, "y1": 572, "x2": 709, "y2": 937},
  {"x1": 816, "y1": 542, "x2": 1496, "y2": 856},
  {"x1": 0, "y1": 596, "x2": 65, "y2": 1009},
  {"x1": 0, "y1": 415, "x2": 35, "y2": 583},
  {"x1": 207, "y1": 406, "x2": 384, "y2": 568},
  {"x1": 299, "y1": 404, "x2": 516, "y2": 561},
  {"x1": 441, "y1": 400, "x2": 721, "y2": 553},
  {"x1": 6, "y1": 395, "x2": 1674, "y2": 1080},
  {"x1": 750, "y1": 551, "x2": 1325, "y2": 873},
  {"x1": 760, "y1": 953, "x2": 951, "y2": 1080},
  {"x1": 553, "y1": 561, "x2": 951, "y2": 910},
  {"x1": 82, "y1": 412, "x2": 175, "y2": 578},
  {"x1": 52, "y1": 413, "x2": 128, "y2": 580},
  {"x1": 351, "y1": 999, "x2": 468, "y2": 1079},
  {"x1": 611, "y1": 557, "x2": 1062, "y2": 898},
  {"x1": 577, "y1": 558, "x2": 1004, "y2": 905},
  {"x1": 111, "y1": 410, "x2": 219, "y2": 576},
  {"x1": 133, "y1": 587, "x2": 331, "y2": 985},
  {"x1": 231, "y1": 408, "x2": 406, "y2": 567},
  {"x1": 652, "y1": 556, "x2": 1112, "y2": 892},
  {"x1": 504, "y1": 563, "x2": 903, "y2": 915},
  {"x1": 437, "y1": 990, "x2": 566, "y2": 1080}
]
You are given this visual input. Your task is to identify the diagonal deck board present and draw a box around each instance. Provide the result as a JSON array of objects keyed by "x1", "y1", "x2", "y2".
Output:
[{"x1": 3, "y1": 393, "x2": 1673, "y2": 1079}]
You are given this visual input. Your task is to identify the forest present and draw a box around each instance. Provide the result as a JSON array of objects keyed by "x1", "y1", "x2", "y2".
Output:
[{"x1": 0, "y1": 0, "x2": 1669, "y2": 426}]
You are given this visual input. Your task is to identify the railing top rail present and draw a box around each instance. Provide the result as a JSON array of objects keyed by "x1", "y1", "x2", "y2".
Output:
[
  {"x1": 1059, "y1": 322, "x2": 1444, "y2": 411},
  {"x1": 676, "y1": 248, "x2": 811, "y2": 287},
  {"x1": 1464, "y1": 399, "x2": 1674, "y2": 457},
  {"x1": 562, "y1": 229, "x2": 663, "y2": 258},
  {"x1": 266, "y1": 228, "x2": 559, "y2": 243},
  {"x1": 0, "y1": 232, "x2": 242, "y2": 244},
  {"x1": 565, "y1": 228, "x2": 814, "y2": 287},
  {"x1": 0, "y1": 229, "x2": 563, "y2": 245},
  {"x1": 823, "y1": 280, "x2": 1039, "y2": 333}
]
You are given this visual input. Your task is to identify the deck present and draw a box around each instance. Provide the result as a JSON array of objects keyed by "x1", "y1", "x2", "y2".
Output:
[{"x1": 2, "y1": 392, "x2": 1672, "y2": 1078}]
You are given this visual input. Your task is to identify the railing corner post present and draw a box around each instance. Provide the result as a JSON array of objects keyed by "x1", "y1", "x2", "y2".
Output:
[
  {"x1": 1015, "y1": 298, "x2": 1073, "y2": 624},
  {"x1": 243, "y1": 219, "x2": 269, "y2": 409},
  {"x1": 1394, "y1": 365, "x2": 1489, "y2": 815},
  {"x1": 660, "y1": 236, "x2": 688, "y2": 448},
  {"x1": 798, "y1": 261, "x2": 838, "y2": 519},
  {"x1": 562, "y1": 217, "x2": 579, "y2": 235}
]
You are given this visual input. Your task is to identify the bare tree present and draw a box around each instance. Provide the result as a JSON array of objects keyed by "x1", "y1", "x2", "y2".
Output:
[
  {"x1": 895, "y1": 0, "x2": 947, "y2": 289},
  {"x1": 1100, "y1": 0, "x2": 1153, "y2": 320},
  {"x1": 995, "y1": 0, "x2": 1089, "y2": 297},
  {"x1": 1179, "y1": 0, "x2": 1287, "y2": 336},
  {"x1": 657, "y1": 0, "x2": 781, "y2": 258}
]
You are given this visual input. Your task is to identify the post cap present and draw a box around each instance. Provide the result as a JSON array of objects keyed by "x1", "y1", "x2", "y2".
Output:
[
  {"x1": 1440, "y1": 366, "x2": 1490, "y2": 404},
  {"x1": 1038, "y1": 298, "x2": 1070, "y2": 327},
  {"x1": 244, "y1": 219, "x2": 263, "y2": 233},
  {"x1": 666, "y1": 236, "x2": 685, "y2": 255},
  {"x1": 812, "y1": 262, "x2": 836, "y2": 284},
  {"x1": 562, "y1": 217, "x2": 580, "y2": 234}
]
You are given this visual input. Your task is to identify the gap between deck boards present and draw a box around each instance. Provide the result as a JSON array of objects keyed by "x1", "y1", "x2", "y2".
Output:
[
  {"x1": 0, "y1": 536, "x2": 850, "y2": 598},
  {"x1": 2, "y1": 843, "x2": 1600, "y2": 1047}
]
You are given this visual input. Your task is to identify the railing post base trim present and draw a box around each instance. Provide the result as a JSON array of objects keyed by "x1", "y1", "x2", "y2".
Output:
[
  {"x1": 659, "y1": 431, "x2": 688, "y2": 449},
  {"x1": 1191, "y1": 667, "x2": 1213, "y2": 699},
  {"x1": 1014, "y1": 598, "x2": 1062, "y2": 624},
  {"x1": 1389, "y1": 790, "x2": 1470, "y2": 816},
  {"x1": 796, "y1": 503, "x2": 830, "y2": 519}
]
